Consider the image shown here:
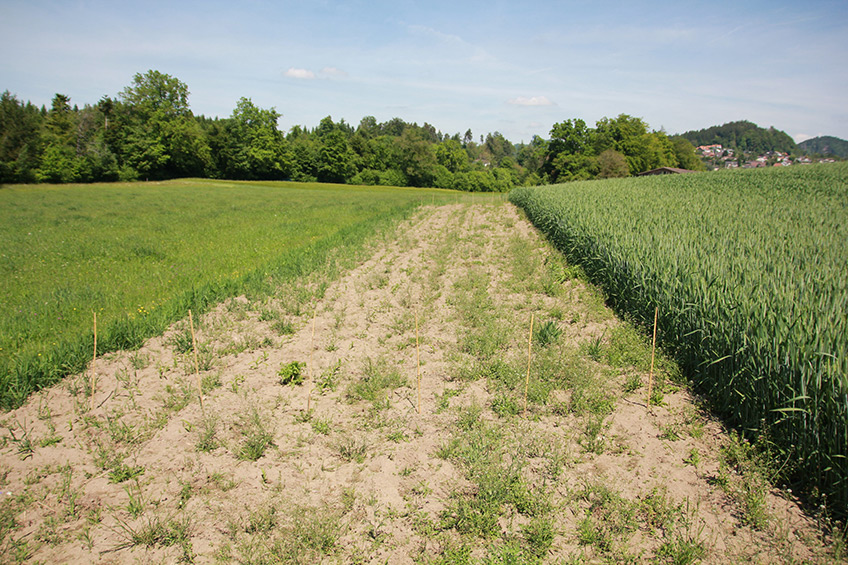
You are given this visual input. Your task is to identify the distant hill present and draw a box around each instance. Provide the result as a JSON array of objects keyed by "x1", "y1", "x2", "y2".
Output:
[
  {"x1": 797, "y1": 136, "x2": 848, "y2": 158},
  {"x1": 677, "y1": 121, "x2": 796, "y2": 155}
]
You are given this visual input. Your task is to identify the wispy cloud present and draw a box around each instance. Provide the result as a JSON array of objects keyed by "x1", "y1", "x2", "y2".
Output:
[
  {"x1": 321, "y1": 66, "x2": 348, "y2": 78},
  {"x1": 508, "y1": 96, "x2": 554, "y2": 107},
  {"x1": 284, "y1": 67, "x2": 315, "y2": 79}
]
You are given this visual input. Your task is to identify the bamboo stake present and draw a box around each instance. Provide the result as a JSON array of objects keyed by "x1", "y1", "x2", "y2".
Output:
[
  {"x1": 189, "y1": 310, "x2": 204, "y2": 413},
  {"x1": 89, "y1": 311, "x2": 97, "y2": 410},
  {"x1": 416, "y1": 310, "x2": 421, "y2": 414},
  {"x1": 307, "y1": 307, "x2": 316, "y2": 412},
  {"x1": 524, "y1": 313, "x2": 534, "y2": 417},
  {"x1": 647, "y1": 306, "x2": 658, "y2": 411}
]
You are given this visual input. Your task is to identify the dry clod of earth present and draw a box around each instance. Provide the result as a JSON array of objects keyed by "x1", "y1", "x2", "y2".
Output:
[{"x1": 0, "y1": 202, "x2": 841, "y2": 564}]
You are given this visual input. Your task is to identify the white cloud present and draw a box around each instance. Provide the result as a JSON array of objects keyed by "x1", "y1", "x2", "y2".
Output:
[
  {"x1": 284, "y1": 67, "x2": 315, "y2": 79},
  {"x1": 508, "y1": 96, "x2": 554, "y2": 107}
]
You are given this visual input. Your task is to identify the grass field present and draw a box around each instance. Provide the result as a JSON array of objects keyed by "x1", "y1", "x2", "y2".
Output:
[
  {"x1": 510, "y1": 162, "x2": 848, "y2": 518},
  {"x1": 0, "y1": 179, "x2": 449, "y2": 409}
]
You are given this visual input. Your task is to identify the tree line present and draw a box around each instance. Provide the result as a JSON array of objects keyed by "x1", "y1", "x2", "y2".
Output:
[{"x1": 1, "y1": 70, "x2": 703, "y2": 189}]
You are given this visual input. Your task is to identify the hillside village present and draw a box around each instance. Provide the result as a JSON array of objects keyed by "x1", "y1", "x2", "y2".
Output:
[{"x1": 696, "y1": 144, "x2": 837, "y2": 170}]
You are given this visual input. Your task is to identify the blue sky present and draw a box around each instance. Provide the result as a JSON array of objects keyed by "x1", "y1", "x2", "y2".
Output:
[{"x1": 2, "y1": 0, "x2": 846, "y2": 143}]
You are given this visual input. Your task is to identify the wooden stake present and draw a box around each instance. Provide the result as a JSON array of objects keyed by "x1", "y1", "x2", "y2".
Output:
[
  {"x1": 524, "y1": 313, "x2": 534, "y2": 417},
  {"x1": 308, "y1": 307, "x2": 316, "y2": 412},
  {"x1": 89, "y1": 311, "x2": 97, "y2": 410},
  {"x1": 416, "y1": 311, "x2": 421, "y2": 414},
  {"x1": 647, "y1": 306, "x2": 658, "y2": 411},
  {"x1": 189, "y1": 310, "x2": 204, "y2": 413}
]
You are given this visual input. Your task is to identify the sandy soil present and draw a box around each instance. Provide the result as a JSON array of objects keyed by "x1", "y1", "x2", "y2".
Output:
[{"x1": 0, "y1": 202, "x2": 838, "y2": 564}]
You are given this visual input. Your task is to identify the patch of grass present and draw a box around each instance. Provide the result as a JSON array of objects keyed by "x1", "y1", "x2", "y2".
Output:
[
  {"x1": 522, "y1": 516, "x2": 556, "y2": 558},
  {"x1": 387, "y1": 429, "x2": 408, "y2": 442},
  {"x1": 490, "y1": 393, "x2": 521, "y2": 418},
  {"x1": 435, "y1": 388, "x2": 462, "y2": 413},
  {"x1": 271, "y1": 318, "x2": 296, "y2": 336},
  {"x1": 169, "y1": 328, "x2": 194, "y2": 355},
  {"x1": 128, "y1": 351, "x2": 150, "y2": 370},
  {"x1": 269, "y1": 502, "x2": 345, "y2": 562},
  {"x1": 109, "y1": 463, "x2": 145, "y2": 484},
  {"x1": 336, "y1": 436, "x2": 368, "y2": 463},
  {"x1": 124, "y1": 479, "x2": 146, "y2": 518},
  {"x1": 438, "y1": 409, "x2": 546, "y2": 539},
  {"x1": 196, "y1": 414, "x2": 219, "y2": 452},
  {"x1": 716, "y1": 432, "x2": 773, "y2": 530},
  {"x1": 201, "y1": 372, "x2": 222, "y2": 394},
  {"x1": 581, "y1": 334, "x2": 605, "y2": 362},
  {"x1": 576, "y1": 483, "x2": 637, "y2": 556},
  {"x1": 236, "y1": 405, "x2": 275, "y2": 461},
  {"x1": 533, "y1": 320, "x2": 562, "y2": 348},
  {"x1": 623, "y1": 373, "x2": 642, "y2": 393},
  {"x1": 114, "y1": 512, "x2": 194, "y2": 560},
  {"x1": 460, "y1": 321, "x2": 510, "y2": 360},
  {"x1": 347, "y1": 357, "x2": 407, "y2": 404}
]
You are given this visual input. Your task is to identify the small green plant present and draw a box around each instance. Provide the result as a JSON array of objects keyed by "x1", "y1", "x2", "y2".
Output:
[
  {"x1": 311, "y1": 417, "x2": 332, "y2": 435},
  {"x1": 583, "y1": 334, "x2": 605, "y2": 362},
  {"x1": 195, "y1": 344, "x2": 216, "y2": 372},
  {"x1": 278, "y1": 361, "x2": 306, "y2": 386},
  {"x1": 230, "y1": 374, "x2": 246, "y2": 393},
  {"x1": 128, "y1": 351, "x2": 150, "y2": 370},
  {"x1": 534, "y1": 320, "x2": 562, "y2": 348},
  {"x1": 8, "y1": 419, "x2": 35, "y2": 460},
  {"x1": 125, "y1": 479, "x2": 146, "y2": 518},
  {"x1": 683, "y1": 448, "x2": 700, "y2": 467},
  {"x1": 435, "y1": 388, "x2": 461, "y2": 413},
  {"x1": 109, "y1": 463, "x2": 145, "y2": 484},
  {"x1": 249, "y1": 351, "x2": 269, "y2": 370},
  {"x1": 317, "y1": 360, "x2": 342, "y2": 393},
  {"x1": 387, "y1": 429, "x2": 408, "y2": 443},
  {"x1": 271, "y1": 318, "x2": 295, "y2": 335}
]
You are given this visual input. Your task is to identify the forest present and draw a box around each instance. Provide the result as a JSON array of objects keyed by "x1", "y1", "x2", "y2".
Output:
[{"x1": 1, "y1": 70, "x2": 704, "y2": 189}]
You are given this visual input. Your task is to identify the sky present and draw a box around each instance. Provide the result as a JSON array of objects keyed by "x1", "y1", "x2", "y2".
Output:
[{"x1": 1, "y1": 0, "x2": 847, "y2": 144}]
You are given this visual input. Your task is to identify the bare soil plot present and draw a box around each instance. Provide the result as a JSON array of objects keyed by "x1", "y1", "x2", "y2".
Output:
[{"x1": 0, "y1": 202, "x2": 839, "y2": 564}]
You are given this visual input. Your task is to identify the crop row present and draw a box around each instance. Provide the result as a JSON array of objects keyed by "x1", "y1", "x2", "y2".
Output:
[{"x1": 510, "y1": 163, "x2": 848, "y2": 517}]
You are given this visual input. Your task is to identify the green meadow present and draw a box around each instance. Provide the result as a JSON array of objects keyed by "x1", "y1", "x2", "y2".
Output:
[{"x1": 0, "y1": 179, "x2": 448, "y2": 408}]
